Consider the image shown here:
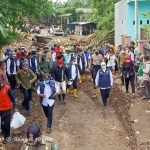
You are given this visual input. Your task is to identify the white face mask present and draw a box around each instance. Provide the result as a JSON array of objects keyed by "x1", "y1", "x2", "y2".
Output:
[
  {"x1": 122, "y1": 51, "x2": 125, "y2": 53},
  {"x1": 72, "y1": 62, "x2": 76, "y2": 65}
]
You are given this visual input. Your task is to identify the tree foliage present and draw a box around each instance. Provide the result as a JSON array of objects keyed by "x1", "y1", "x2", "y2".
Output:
[
  {"x1": 0, "y1": 0, "x2": 53, "y2": 47},
  {"x1": 89, "y1": 0, "x2": 120, "y2": 31},
  {"x1": 142, "y1": 12, "x2": 150, "y2": 39}
]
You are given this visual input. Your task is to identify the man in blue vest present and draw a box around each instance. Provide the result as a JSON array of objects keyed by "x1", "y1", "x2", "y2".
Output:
[
  {"x1": 66, "y1": 57, "x2": 80, "y2": 98},
  {"x1": 28, "y1": 52, "x2": 38, "y2": 90},
  {"x1": 37, "y1": 73, "x2": 59, "y2": 133},
  {"x1": 95, "y1": 62, "x2": 113, "y2": 108},
  {"x1": 6, "y1": 51, "x2": 17, "y2": 92},
  {"x1": 3, "y1": 48, "x2": 12, "y2": 62}
]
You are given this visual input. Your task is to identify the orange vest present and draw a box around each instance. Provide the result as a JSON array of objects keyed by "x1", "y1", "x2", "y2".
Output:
[{"x1": 0, "y1": 85, "x2": 12, "y2": 110}]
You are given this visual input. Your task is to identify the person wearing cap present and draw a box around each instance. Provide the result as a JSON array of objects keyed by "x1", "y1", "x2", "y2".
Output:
[
  {"x1": 16, "y1": 62, "x2": 37, "y2": 115},
  {"x1": 3, "y1": 48, "x2": 12, "y2": 62},
  {"x1": 6, "y1": 51, "x2": 17, "y2": 92},
  {"x1": 76, "y1": 49, "x2": 87, "y2": 84},
  {"x1": 0, "y1": 79, "x2": 18, "y2": 144},
  {"x1": 37, "y1": 73, "x2": 59, "y2": 133},
  {"x1": 38, "y1": 54, "x2": 51, "y2": 81},
  {"x1": 0, "y1": 61, "x2": 9, "y2": 85},
  {"x1": 95, "y1": 62, "x2": 113, "y2": 108},
  {"x1": 16, "y1": 47, "x2": 27, "y2": 71},
  {"x1": 28, "y1": 52, "x2": 38, "y2": 90},
  {"x1": 54, "y1": 43, "x2": 62, "y2": 58},
  {"x1": 66, "y1": 57, "x2": 80, "y2": 98},
  {"x1": 106, "y1": 49, "x2": 116, "y2": 76},
  {"x1": 16, "y1": 46, "x2": 27, "y2": 60},
  {"x1": 43, "y1": 46, "x2": 51, "y2": 63},
  {"x1": 21, "y1": 123, "x2": 59, "y2": 150},
  {"x1": 89, "y1": 48, "x2": 104, "y2": 88},
  {"x1": 127, "y1": 46, "x2": 134, "y2": 62},
  {"x1": 52, "y1": 59, "x2": 67, "y2": 103}
]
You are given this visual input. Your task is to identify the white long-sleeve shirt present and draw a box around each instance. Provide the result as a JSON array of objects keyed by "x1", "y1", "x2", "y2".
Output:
[
  {"x1": 128, "y1": 51, "x2": 134, "y2": 62},
  {"x1": 37, "y1": 82, "x2": 59, "y2": 107},
  {"x1": 95, "y1": 69, "x2": 113, "y2": 89},
  {"x1": 6, "y1": 58, "x2": 17, "y2": 75},
  {"x1": 71, "y1": 64, "x2": 80, "y2": 80}
]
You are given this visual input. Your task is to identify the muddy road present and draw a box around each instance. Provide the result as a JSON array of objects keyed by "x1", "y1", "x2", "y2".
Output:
[{"x1": 3, "y1": 73, "x2": 145, "y2": 150}]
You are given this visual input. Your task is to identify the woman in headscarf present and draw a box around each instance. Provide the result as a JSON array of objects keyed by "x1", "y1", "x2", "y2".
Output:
[{"x1": 122, "y1": 55, "x2": 135, "y2": 99}]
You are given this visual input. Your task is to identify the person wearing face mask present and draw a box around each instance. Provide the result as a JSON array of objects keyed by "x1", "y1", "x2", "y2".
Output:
[
  {"x1": 16, "y1": 62, "x2": 37, "y2": 115},
  {"x1": 89, "y1": 48, "x2": 104, "y2": 88},
  {"x1": 118, "y1": 48, "x2": 127, "y2": 85},
  {"x1": 52, "y1": 59, "x2": 67, "y2": 103},
  {"x1": 0, "y1": 79, "x2": 18, "y2": 144},
  {"x1": 3, "y1": 48, "x2": 12, "y2": 62},
  {"x1": 122, "y1": 55, "x2": 135, "y2": 99},
  {"x1": 54, "y1": 43, "x2": 62, "y2": 57},
  {"x1": 16, "y1": 48, "x2": 27, "y2": 71},
  {"x1": 37, "y1": 73, "x2": 59, "y2": 133},
  {"x1": 6, "y1": 51, "x2": 17, "y2": 92},
  {"x1": 64, "y1": 49, "x2": 71, "y2": 65},
  {"x1": 76, "y1": 49, "x2": 87, "y2": 84},
  {"x1": 95, "y1": 62, "x2": 113, "y2": 108},
  {"x1": 38, "y1": 54, "x2": 51, "y2": 81},
  {"x1": 127, "y1": 46, "x2": 134, "y2": 62},
  {"x1": 43, "y1": 46, "x2": 51, "y2": 63},
  {"x1": 66, "y1": 57, "x2": 80, "y2": 98}
]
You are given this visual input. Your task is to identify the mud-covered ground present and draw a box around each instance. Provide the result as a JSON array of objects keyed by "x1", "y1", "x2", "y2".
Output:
[{"x1": 2, "y1": 72, "x2": 150, "y2": 150}]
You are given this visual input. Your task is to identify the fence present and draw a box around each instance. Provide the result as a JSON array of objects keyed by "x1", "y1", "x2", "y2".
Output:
[{"x1": 143, "y1": 41, "x2": 150, "y2": 55}]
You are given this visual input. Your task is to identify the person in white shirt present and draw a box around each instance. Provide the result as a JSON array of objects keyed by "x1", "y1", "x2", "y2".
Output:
[
  {"x1": 37, "y1": 73, "x2": 59, "y2": 133},
  {"x1": 6, "y1": 51, "x2": 17, "y2": 92},
  {"x1": 66, "y1": 57, "x2": 80, "y2": 98},
  {"x1": 106, "y1": 49, "x2": 116, "y2": 76},
  {"x1": 127, "y1": 46, "x2": 134, "y2": 62}
]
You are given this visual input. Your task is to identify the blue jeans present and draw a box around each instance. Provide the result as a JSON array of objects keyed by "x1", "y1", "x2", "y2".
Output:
[{"x1": 22, "y1": 88, "x2": 32, "y2": 111}]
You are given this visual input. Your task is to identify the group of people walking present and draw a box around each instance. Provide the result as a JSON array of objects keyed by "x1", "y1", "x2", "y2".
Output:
[{"x1": 0, "y1": 39, "x2": 150, "y2": 148}]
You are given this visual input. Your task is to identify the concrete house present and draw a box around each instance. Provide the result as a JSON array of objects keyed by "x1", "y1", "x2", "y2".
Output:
[{"x1": 115, "y1": 0, "x2": 150, "y2": 47}]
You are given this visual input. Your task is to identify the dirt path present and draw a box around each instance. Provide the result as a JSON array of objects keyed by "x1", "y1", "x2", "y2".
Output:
[{"x1": 4, "y1": 76, "x2": 139, "y2": 150}]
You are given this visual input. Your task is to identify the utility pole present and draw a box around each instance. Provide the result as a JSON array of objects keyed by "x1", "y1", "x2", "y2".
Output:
[{"x1": 135, "y1": 0, "x2": 138, "y2": 43}]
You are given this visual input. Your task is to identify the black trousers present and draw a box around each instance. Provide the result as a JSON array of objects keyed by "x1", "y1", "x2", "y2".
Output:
[
  {"x1": 7, "y1": 74, "x2": 16, "y2": 91},
  {"x1": 0, "y1": 109, "x2": 11, "y2": 139},
  {"x1": 100, "y1": 88, "x2": 110, "y2": 107},
  {"x1": 93, "y1": 65, "x2": 101, "y2": 86},
  {"x1": 22, "y1": 88, "x2": 32, "y2": 111},
  {"x1": 67, "y1": 77, "x2": 77, "y2": 89},
  {"x1": 125, "y1": 74, "x2": 135, "y2": 93},
  {"x1": 42, "y1": 104, "x2": 55, "y2": 128}
]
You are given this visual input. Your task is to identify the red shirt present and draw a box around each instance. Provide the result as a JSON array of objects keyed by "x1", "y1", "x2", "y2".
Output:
[{"x1": 54, "y1": 46, "x2": 61, "y2": 57}]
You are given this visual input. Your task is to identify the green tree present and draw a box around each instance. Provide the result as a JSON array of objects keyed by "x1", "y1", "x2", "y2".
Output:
[{"x1": 142, "y1": 12, "x2": 150, "y2": 39}]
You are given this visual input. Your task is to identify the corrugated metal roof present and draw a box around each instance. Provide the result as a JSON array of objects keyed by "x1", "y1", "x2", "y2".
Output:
[{"x1": 79, "y1": 22, "x2": 92, "y2": 25}]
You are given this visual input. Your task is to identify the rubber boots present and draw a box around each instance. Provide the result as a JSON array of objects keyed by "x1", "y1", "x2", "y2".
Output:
[
  {"x1": 79, "y1": 75, "x2": 83, "y2": 84},
  {"x1": 73, "y1": 89, "x2": 77, "y2": 98},
  {"x1": 67, "y1": 87, "x2": 70, "y2": 93}
]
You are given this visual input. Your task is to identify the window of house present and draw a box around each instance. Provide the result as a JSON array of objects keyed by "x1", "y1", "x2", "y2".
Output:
[
  {"x1": 140, "y1": 20, "x2": 142, "y2": 25},
  {"x1": 133, "y1": 21, "x2": 135, "y2": 25},
  {"x1": 147, "y1": 20, "x2": 149, "y2": 24}
]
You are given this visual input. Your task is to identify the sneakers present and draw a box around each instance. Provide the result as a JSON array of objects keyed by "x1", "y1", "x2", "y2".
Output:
[
  {"x1": 132, "y1": 94, "x2": 135, "y2": 99},
  {"x1": 26, "y1": 110, "x2": 31, "y2": 115},
  {"x1": 2, "y1": 138, "x2": 8, "y2": 144},
  {"x1": 47, "y1": 127, "x2": 51, "y2": 134}
]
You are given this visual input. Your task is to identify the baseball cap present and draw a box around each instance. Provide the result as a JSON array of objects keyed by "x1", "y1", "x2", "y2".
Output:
[
  {"x1": 43, "y1": 73, "x2": 51, "y2": 80},
  {"x1": 27, "y1": 123, "x2": 41, "y2": 146},
  {"x1": 7, "y1": 48, "x2": 12, "y2": 52},
  {"x1": 57, "y1": 59, "x2": 63, "y2": 66}
]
